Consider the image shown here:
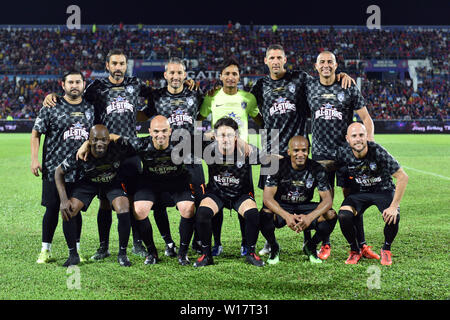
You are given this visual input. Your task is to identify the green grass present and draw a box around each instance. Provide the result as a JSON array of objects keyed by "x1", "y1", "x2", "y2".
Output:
[{"x1": 0, "y1": 134, "x2": 449, "y2": 300}]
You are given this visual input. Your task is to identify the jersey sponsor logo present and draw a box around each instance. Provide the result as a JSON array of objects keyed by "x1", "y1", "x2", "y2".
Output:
[
  {"x1": 147, "y1": 165, "x2": 178, "y2": 175},
  {"x1": 91, "y1": 171, "x2": 117, "y2": 183},
  {"x1": 214, "y1": 171, "x2": 240, "y2": 186},
  {"x1": 168, "y1": 108, "x2": 194, "y2": 126},
  {"x1": 355, "y1": 174, "x2": 382, "y2": 186},
  {"x1": 106, "y1": 96, "x2": 134, "y2": 114},
  {"x1": 314, "y1": 103, "x2": 343, "y2": 120},
  {"x1": 281, "y1": 191, "x2": 307, "y2": 203},
  {"x1": 63, "y1": 122, "x2": 89, "y2": 140},
  {"x1": 269, "y1": 97, "x2": 296, "y2": 116}
]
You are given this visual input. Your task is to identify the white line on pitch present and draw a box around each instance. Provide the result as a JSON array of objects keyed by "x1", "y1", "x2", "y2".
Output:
[{"x1": 402, "y1": 166, "x2": 450, "y2": 181}]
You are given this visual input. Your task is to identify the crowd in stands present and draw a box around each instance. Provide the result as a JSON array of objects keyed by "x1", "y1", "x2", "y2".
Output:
[{"x1": 0, "y1": 25, "x2": 448, "y2": 120}]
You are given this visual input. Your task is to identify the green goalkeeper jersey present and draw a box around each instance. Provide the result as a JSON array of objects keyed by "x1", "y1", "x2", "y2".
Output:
[{"x1": 199, "y1": 88, "x2": 259, "y2": 142}]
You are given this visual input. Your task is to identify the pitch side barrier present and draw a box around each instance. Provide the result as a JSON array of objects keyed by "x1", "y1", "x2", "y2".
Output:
[{"x1": 1, "y1": 119, "x2": 449, "y2": 134}]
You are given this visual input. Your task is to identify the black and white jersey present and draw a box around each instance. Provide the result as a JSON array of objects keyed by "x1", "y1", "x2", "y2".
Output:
[
  {"x1": 203, "y1": 141, "x2": 262, "y2": 198},
  {"x1": 250, "y1": 70, "x2": 310, "y2": 154},
  {"x1": 84, "y1": 77, "x2": 152, "y2": 138},
  {"x1": 60, "y1": 142, "x2": 133, "y2": 184},
  {"x1": 335, "y1": 141, "x2": 401, "y2": 193},
  {"x1": 121, "y1": 136, "x2": 189, "y2": 182},
  {"x1": 33, "y1": 97, "x2": 95, "y2": 182},
  {"x1": 265, "y1": 157, "x2": 330, "y2": 205},
  {"x1": 142, "y1": 86, "x2": 203, "y2": 135},
  {"x1": 306, "y1": 79, "x2": 365, "y2": 159}
]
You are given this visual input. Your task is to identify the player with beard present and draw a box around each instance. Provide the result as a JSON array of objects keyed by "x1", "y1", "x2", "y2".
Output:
[
  {"x1": 31, "y1": 70, "x2": 94, "y2": 264},
  {"x1": 305, "y1": 51, "x2": 376, "y2": 260},
  {"x1": 54, "y1": 125, "x2": 133, "y2": 267},
  {"x1": 335, "y1": 123, "x2": 408, "y2": 265}
]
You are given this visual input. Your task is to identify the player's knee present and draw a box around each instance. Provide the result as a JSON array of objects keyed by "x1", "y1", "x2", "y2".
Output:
[
  {"x1": 243, "y1": 208, "x2": 259, "y2": 224},
  {"x1": 196, "y1": 206, "x2": 214, "y2": 223},
  {"x1": 112, "y1": 197, "x2": 130, "y2": 214},
  {"x1": 338, "y1": 209, "x2": 354, "y2": 223},
  {"x1": 133, "y1": 203, "x2": 151, "y2": 220},
  {"x1": 178, "y1": 202, "x2": 195, "y2": 218},
  {"x1": 325, "y1": 209, "x2": 337, "y2": 220}
]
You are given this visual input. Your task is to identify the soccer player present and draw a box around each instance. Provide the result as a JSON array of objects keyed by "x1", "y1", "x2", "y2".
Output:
[
  {"x1": 261, "y1": 136, "x2": 336, "y2": 264},
  {"x1": 31, "y1": 70, "x2": 94, "y2": 264},
  {"x1": 54, "y1": 125, "x2": 133, "y2": 267},
  {"x1": 306, "y1": 50, "x2": 376, "y2": 260},
  {"x1": 251, "y1": 44, "x2": 354, "y2": 256},
  {"x1": 43, "y1": 49, "x2": 154, "y2": 259},
  {"x1": 139, "y1": 57, "x2": 205, "y2": 258},
  {"x1": 198, "y1": 56, "x2": 263, "y2": 256},
  {"x1": 335, "y1": 123, "x2": 408, "y2": 265},
  {"x1": 110, "y1": 116, "x2": 196, "y2": 266},
  {"x1": 193, "y1": 117, "x2": 274, "y2": 268}
]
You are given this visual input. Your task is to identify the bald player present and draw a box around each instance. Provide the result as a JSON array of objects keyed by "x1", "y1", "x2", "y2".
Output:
[
  {"x1": 260, "y1": 136, "x2": 337, "y2": 264},
  {"x1": 109, "y1": 115, "x2": 196, "y2": 266},
  {"x1": 335, "y1": 123, "x2": 408, "y2": 265},
  {"x1": 305, "y1": 50, "x2": 375, "y2": 260},
  {"x1": 55, "y1": 125, "x2": 133, "y2": 267}
]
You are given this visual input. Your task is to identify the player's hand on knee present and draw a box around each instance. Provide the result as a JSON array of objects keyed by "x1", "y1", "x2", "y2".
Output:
[
  {"x1": 382, "y1": 206, "x2": 399, "y2": 225},
  {"x1": 43, "y1": 93, "x2": 58, "y2": 108},
  {"x1": 60, "y1": 200, "x2": 72, "y2": 221}
]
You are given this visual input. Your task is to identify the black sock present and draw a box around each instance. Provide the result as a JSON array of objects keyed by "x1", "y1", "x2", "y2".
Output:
[
  {"x1": 97, "y1": 208, "x2": 112, "y2": 248},
  {"x1": 243, "y1": 208, "x2": 259, "y2": 254},
  {"x1": 75, "y1": 212, "x2": 82, "y2": 243},
  {"x1": 383, "y1": 214, "x2": 400, "y2": 250},
  {"x1": 212, "y1": 209, "x2": 223, "y2": 246},
  {"x1": 259, "y1": 209, "x2": 278, "y2": 248},
  {"x1": 196, "y1": 206, "x2": 214, "y2": 256},
  {"x1": 338, "y1": 210, "x2": 359, "y2": 252},
  {"x1": 63, "y1": 216, "x2": 78, "y2": 255},
  {"x1": 42, "y1": 205, "x2": 59, "y2": 243},
  {"x1": 303, "y1": 230, "x2": 312, "y2": 244},
  {"x1": 154, "y1": 206, "x2": 173, "y2": 245},
  {"x1": 179, "y1": 216, "x2": 195, "y2": 255},
  {"x1": 117, "y1": 213, "x2": 131, "y2": 255},
  {"x1": 311, "y1": 216, "x2": 337, "y2": 248},
  {"x1": 355, "y1": 214, "x2": 366, "y2": 247},
  {"x1": 238, "y1": 212, "x2": 247, "y2": 247},
  {"x1": 130, "y1": 211, "x2": 141, "y2": 243},
  {"x1": 136, "y1": 217, "x2": 156, "y2": 255}
]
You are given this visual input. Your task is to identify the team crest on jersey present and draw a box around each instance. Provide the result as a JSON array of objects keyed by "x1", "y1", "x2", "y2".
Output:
[
  {"x1": 241, "y1": 101, "x2": 247, "y2": 109},
  {"x1": 288, "y1": 83, "x2": 296, "y2": 93},
  {"x1": 306, "y1": 177, "x2": 314, "y2": 189},
  {"x1": 187, "y1": 98, "x2": 194, "y2": 106},
  {"x1": 85, "y1": 111, "x2": 93, "y2": 121},
  {"x1": 369, "y1": 162, "x2": 377, "y2": 171},
  {"x1": 113, "y1": 161, "x2": 120, "y2": 169},
  {"x1": 236, "y1": 161, "x2": 243, "y2": 168},
  {"x1": 126, "y1": 86, "x2": 134, "y2": 94},
  {"x1": 337, "y1": 92, "x2": 345, "y2": 102}
]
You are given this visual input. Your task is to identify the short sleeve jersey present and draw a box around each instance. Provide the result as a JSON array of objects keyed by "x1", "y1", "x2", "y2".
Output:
[
  {"x1": 306, "y1": 79, "x2": 365, "y2": 159},
  {"x1": 335, "y1": 141, "x2": 401, "y2": 193},
  {"x1": 203, "y1": 141, "x2": 261, "y2": 198},
  {"x1": 250, "y1": 70, "x2": 310, "y2": 154},
  {"x1": 199, "y1": 88, "x2": 259, "y2": 142},
  {"x1": 84, "y1": 77, "x2": 152, "y2": 138},
  {"x1": 32, "y1": 98, "x2": 95, "y2": 182},
  {"x1": 122, "y1": 136, "x2": 189, "y2": 182},
  {"x1": 60, "y1": 142, "x2": 133, "y2": 184},
  {"x1": 142, "y1": 86, "x2": 203, "y2": 136},
  {"x1": 265, "y1": 157, "x2": 330, "y2": 205}
]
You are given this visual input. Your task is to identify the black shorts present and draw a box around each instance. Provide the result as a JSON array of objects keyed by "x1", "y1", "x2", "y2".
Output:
[
  {"x1": 341, "y1": 191, "x2": 396, "y2": 215},
  {"x1": 203, "y1": 190, "x2": 255, "y2": 213},
  {"x1": 41, "y1": 179, "x2": 75, "y2": 208},
  {"x1": 263, "y1": 202, "x2": 320, "y2": 229},
  {"x1": 133, "y1": 174, "x2": 194, "y2": 204},
  {"x1": 69, "y1": 178, "x2": 128, "y2": 212},
  {"x1": 117, "y1": 155, "x2": 142, "y2": 195},
  {"x1": 312, "y1": 157, "x2": 347, "y2": 188}
]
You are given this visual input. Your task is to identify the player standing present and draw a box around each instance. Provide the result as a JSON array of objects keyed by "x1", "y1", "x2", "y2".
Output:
[{"x1": 31, "y1": 70, "x2": 94, "y2": 264}]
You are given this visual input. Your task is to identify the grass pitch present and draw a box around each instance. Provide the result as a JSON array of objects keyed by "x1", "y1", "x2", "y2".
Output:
[{"x1": 0, "y1": 134, "x2": 448, "y2": 301}]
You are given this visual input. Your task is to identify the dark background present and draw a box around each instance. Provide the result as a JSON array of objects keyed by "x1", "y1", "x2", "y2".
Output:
[{"x1": 0, "y1": 0, "x2": 447, "y2": 25}]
